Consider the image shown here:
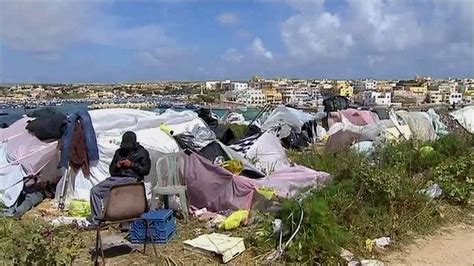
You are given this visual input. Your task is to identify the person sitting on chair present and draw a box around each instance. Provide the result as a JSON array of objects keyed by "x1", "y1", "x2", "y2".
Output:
[{"x1": 89, "y1": 131, "x2": 151, "y2": 226}]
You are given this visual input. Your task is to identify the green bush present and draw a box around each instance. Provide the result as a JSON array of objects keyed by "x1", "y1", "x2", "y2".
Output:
[
  {"x1": 432, "y1": 154, "x2": 474, "y2": 205},
  {"x1": 0, "y1": 218, "x2": 86, "y2": 264}
]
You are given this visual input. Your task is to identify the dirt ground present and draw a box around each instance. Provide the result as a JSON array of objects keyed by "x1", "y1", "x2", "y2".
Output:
[{"x1": 384, "y1": 223, "x2": 474, "y2": 266}]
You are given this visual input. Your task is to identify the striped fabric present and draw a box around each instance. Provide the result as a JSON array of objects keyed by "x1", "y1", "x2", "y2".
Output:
[{"x1": 229, "y1": 133, "x2": 261, "y2": 155}]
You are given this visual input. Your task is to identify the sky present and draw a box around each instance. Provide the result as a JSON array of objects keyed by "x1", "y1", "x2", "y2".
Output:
[{"x1": 0, "y1": 0, "x2": 473, "y2": 83}]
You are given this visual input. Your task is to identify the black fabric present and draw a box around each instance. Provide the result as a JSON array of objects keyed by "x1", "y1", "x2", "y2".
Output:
[
  {"x1": 109, "y1": 144, "x2": 151, "y2": 181},
  {"x1": 281, "y1": 131, "x2": 310, "y2": 150},
  {"x1": 197, "y1": 107, "x2": 218, "y2": 127},
  {"x1": 199, "y1": 142, "x2": 231, "y2": 162},
  {"x1": 323, "y1": 96, "x2": 349, "y2": 113},
  {"x1": 242, "y1": 125, "x2": 262, "y2": 139},
  {"x1": 302, "y1": 120, "x2": 317, "y2": 141},
  {"x1": 0, "y1": 113, "x2": 22, "y2": 128},
  {"x1": 25, "y1": 108, "x2": 66, "y2": 141},
  {"x1": 211, "y1": 125, "x2": 235, "y2": 145},
  {"x1": 372, "y1": 108, "x2": 389, "y2": 120}
]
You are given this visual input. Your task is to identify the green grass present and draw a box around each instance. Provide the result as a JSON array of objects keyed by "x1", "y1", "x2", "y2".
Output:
[{"x1": 284, "y1": 133, "x2": 473, "y2": 263}]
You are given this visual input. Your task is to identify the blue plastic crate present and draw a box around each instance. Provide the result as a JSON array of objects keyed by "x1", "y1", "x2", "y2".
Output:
[
  {"x1": 130, "y1": 209, "x2": 176, "y2": 244},
  {"x1": 132, "y1": 209, "x2": 174, "y2": 229}
]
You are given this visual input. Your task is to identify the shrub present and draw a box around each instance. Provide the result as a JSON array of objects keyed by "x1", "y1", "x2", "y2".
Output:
[
  {"x1": 0, "y1": 218, "x2": 86, "y2": 264},
  {"x1": 432, "y1": 154, "x2": 474, "y2": 205}
]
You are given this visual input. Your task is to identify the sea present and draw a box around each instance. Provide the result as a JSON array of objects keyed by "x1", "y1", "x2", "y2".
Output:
[{"x1": 0, "y1": 103, "x2": 262, "y2": 121}]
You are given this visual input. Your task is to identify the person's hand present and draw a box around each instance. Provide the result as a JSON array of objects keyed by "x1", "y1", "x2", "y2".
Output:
[
  {"x1": 121, "y1": 159, "x2": 132, "y2": 168},
  {"x1": 116, "y1": 160, "x2": 124, "y2": 168}
]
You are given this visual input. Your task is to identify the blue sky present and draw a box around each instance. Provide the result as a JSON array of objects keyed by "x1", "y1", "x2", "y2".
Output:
[{"x1": 0, "y1": 0, "x2": 473, "y2": 83}]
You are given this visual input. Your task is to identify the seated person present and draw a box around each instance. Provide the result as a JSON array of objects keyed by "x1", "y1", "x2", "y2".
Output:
[{"x1": 89, "y1": 131, "x2": 151, "y2": 226}]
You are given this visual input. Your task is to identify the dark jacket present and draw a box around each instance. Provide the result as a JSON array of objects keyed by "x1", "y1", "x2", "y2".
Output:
[
  {"x1": 58, "y1": 109, "x2": 99, "y2": 169},
  {"x1": 109, "y1": 145, "x2": 151, "y2": 181}
]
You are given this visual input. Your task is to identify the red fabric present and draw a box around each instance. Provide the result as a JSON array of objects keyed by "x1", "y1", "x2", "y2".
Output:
[{"x1": 69, "y1": 121, "x2": 90, "y2": 176}]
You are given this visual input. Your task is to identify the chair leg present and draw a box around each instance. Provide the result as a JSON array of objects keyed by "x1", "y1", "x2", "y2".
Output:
[
  {"x1": 98, "y1": 225, "x2": 105, "y2": 265},
  {"x1": 180, "y1": 191, "x2": 189, "y2": 222},
  {"x1": 94, "y1": 226, "x2": 100, "y2": 265}
]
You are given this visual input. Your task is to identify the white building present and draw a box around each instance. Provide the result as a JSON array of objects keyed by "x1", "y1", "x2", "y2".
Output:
[
  {"x1": 230, "y1": 82, "x2": 248, "y2": 91},
  {"x1": 205, "y1": 81, "x2": 220, "y2": 90},
  {"x1": 363, "y1": 91, "x2": 391, "y2": 106},
  {"x1": 235, "y1": 89, "x2": 265, "y2": 106},
  {"x1": 428, "y1": 90, "x2": 443, "y2": 104},
  {"x1": 355, "y1": 79, "x2": 377, "y2": 92},
  {"x1": 447, "y1": 92, "x2": 462, "y2": 105}
]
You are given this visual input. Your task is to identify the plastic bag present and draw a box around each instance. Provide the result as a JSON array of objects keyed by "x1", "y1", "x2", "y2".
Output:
[
  {"x1": 221, "y1": 210, "x2": 249, "y2": 230},
  {"x1": 220, "y1": 160, "x2": 244, "y2": 174},
  {"x1": 68, "y1": 199, "x2": 91, "y2": 217},
  {"x1": 256, "y1": 187, "x2": 277, "y2": 200}
]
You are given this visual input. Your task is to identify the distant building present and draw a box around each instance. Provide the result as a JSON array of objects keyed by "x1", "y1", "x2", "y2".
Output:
[
  {"x1": 236, "y1": 89, "x2": 265, "y2": 106},
  {"x1": 261, "y1": 82, "x2": 282, "y2": 104},
  {"x1": 355, "y1": 79, "x2": 377, "y2": 92},
  {"x1": 363, "y1": 91, "x2": 391, "y2": 106},
  {"x1": 447, "y1": 92, "x2": 463, "y2": 105},
  {"x1": 333, "y1": 81, "x2": 353, "y2": 97},
  {"x1": 205, "y1": 81, "x2": 220, "y2": 90},
  {"x1": 427, "y1": 90, "x2": 443, "y2": 104}
]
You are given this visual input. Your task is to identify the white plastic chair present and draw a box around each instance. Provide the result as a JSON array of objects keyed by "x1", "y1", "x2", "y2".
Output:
[{"x1": 151, "y1": 152, "x2": 189, "y2": 221}]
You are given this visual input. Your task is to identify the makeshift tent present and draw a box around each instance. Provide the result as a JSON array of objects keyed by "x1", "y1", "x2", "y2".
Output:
[
  {"x1": 328, "y1": 109, "x2": 379, "y2": 127},
  {"x1": 183, "y1": 152, "x2": 332, "y2": 212},
  {"x1": 237, "y1": 132, "x2": 290, "y2": 174},
  {"x1": 451, "y1": 106, "x2": 474, "y2": 134}
]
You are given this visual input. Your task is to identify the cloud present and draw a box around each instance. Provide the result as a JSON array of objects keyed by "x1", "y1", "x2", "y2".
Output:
[
  {"x1": 221, "y1": 48, "x2": 244, "y2": 63},
  {"x1": 250, "y1": 37, "x2": 273, "y2": 59},
  {"x1": 280, "y1": 0, "x2": 474, "y2": 76},
  {"x1": 216, "y1": 12, "x2": 239, "y2": 26},
  {"x1": 0, "y1": 1, "x2": 173, "y2": 58}
]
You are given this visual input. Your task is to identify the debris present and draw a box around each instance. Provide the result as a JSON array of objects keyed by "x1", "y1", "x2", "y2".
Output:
[
  {"x1": 340, "y1": 248, "x2": 355, "y2": 262},
  {"x1": 360, "y1": 259, "x2": 384, "y2": 266},
  {"x1": 193, "y1": 207, "x2": 208, "y2": 217},
  {"x1": 374, "y1": 237, "x2": 391, "y2": 248},
  {"x1": 183, "y1": 233, "x2": 245, "y2": 263},
  {"x1": 206, "y1": 214, "x2": 226, "y2": 229},
  {"x1": 221, "y1": 210, "x2": 249, "y2": 230},
  {"x1": 422, "y1": 183, "x2": 443, "y2": 199},
  {"x1": 272, "y1": 219, "x2": 282, "y2": 233},
  {"x1": 50, "y1": 216, "x2": 90, "y2": 227},
  {"x1": 68, "y1": 199, "x2": 91, "y2": 217}
]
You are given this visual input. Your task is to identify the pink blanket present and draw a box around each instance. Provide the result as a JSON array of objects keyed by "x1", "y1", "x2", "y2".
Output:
[
  {"x1": 329, "y1": 109, "x2": 379, "y2": 126},
  {"x1": 0, "y1": 117, "x2": 61, "y2": 181},
  {"x1": 184, "y1": 153, "x2": 332, "y2": 212}
]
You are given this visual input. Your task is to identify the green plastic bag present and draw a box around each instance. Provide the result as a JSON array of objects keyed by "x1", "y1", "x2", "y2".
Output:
[
  {"x1": 221, "y1": 210, "x2": 249, "y2": 230},
  {"x1": 68, "y1": 200, "x2": 91, "y2": 217}
]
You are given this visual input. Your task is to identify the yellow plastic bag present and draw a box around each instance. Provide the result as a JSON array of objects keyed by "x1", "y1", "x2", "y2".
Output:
[
  {"x1": 256, "y1": 187, "x2": 277, "y2": 200},
  {"x1": 68, "y1": 200, "x2": 91, "y2": 217},
  {"x1": 221, "y1": 210, "x2": 249, "y2": 230},
  {"x1": 220, "y1": 160, "x2": 244, "y2": 175}
]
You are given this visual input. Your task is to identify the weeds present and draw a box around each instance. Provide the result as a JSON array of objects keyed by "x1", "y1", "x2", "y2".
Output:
[
  {"x1": 0, "y1": 217, "x2": 86, "y2": 264},
  {"x1": 284, "y1": 133, "x2": 473, "y2": 263}
]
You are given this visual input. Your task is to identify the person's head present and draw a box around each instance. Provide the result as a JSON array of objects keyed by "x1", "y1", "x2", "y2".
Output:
[{"x1": 120, "y1": 131, "x2": 138, "y2": 150}]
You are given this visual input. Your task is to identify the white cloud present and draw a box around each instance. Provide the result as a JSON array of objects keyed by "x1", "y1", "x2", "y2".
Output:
[
  {"x1": 216, "y1": 12, "x2": 239, "y2": 26},
  {"x1": 280, "y1": 0, "x2": 474, "y2": 74},
  {"x1": 0, "y1": 1, "x2": 173, "y2": 58},
  {"x1": 282, "y1": 12, "x2": 353, "y2": 59},
  {"x1": 250, "y1": 37, "x2": 273, "y2": 60},
  {"x1": 221, "y1": 48, "x2": 244, "y2": 63}
]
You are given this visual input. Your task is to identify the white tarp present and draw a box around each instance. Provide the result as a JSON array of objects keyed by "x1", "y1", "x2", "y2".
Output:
[
  {"x1": 245, "y1": 132, "x2": 291, "y2": 174},
  {"x1": 90, "y1": 108, "x2": 160, "y2": 136},
  {"x1": 396, "y1": 110, "x2": 437, "y2": 141},
  {"x1": 261, "y1": 106, "x2": 315, "y2": 132},
  {"x1": 451, "y1": 106, "x2": 474, "y2": 134},
  {"x1": 328, "y1": 115, "x2": 385, "y2": 141},
  {"x1": 0, "y1": 143, "x2": 26, "y2": 207}
]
